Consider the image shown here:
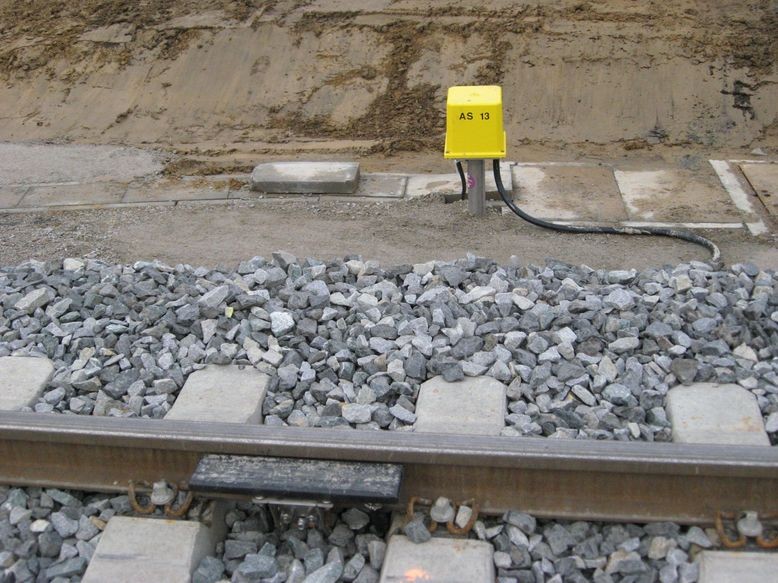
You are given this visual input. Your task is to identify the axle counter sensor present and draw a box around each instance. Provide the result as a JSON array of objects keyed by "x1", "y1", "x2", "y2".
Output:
[
  {"x1": 443, "y1": 85, "x2": 721, "y2": 263},
  {"x1": 444, "y1": 85, "x2": 505, "y2": 216}
]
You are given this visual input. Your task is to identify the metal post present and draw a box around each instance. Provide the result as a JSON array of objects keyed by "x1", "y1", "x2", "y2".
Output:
[{"x1": 467, "y1": 159, "x2": 486, "y2": 216}]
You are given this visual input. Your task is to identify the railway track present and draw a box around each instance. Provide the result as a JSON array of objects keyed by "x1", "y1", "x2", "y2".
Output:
[
  {"x1": 1, "y1": 411, "x2": 776, "y2": 525},
  {"x1": 3, "y1": 410, "x2": 778, "y2": 581},
  {"x1": 2, "y1": 254, "x2": 776, "y2": 580}
]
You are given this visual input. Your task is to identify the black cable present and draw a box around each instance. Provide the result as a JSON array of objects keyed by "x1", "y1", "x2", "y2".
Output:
[
  {"x1": 455, "y1": 160, "x2": 466, "y2": 201},
  {"x1": 493, "y1": 159, "x2": 721, "y2": 264}
]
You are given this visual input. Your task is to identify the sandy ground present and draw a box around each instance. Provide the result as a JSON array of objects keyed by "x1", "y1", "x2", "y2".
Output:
[
  {"x1": 0, "y1": 0, "x2": 776, "y2": 157},
  {"x1": 0, "y1": 1, "x2": 776, "y2": 270},
  {"x1": 0, "y1": 143, "x2": 166, "y2": 185},
  {"x1": 1, "y1": 198, "x2": 775, "y2": 271}
]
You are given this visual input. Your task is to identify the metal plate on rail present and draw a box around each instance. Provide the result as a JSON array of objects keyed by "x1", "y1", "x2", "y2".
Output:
[{"x1": 189, "y1": 454, "x2": 403, "y2": 504}]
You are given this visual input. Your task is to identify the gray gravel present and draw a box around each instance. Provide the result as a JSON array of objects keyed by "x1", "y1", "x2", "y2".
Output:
[
  {"x1": 203, "y1": 503, "x2": 389, "y2": 583},
  {"x1": 482, "y1": 512, "x2": 713, "y2": 583},
  {"x1": 0, "y1": 484, "x2": 743, "y2": 583},
  {"x1": 1, "y1": 255, "x2": 776, "y2": 443},
  {"x1": 0, "y1": 485, "x2": 127, "y2": 582},
  {"x1": 202, "y1": 503, "x2": 716, "y2": 583}
]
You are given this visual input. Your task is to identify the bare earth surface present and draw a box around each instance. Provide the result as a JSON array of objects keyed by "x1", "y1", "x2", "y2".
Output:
[
  {"x1": 1, "y1": 199, "x2": 776, "y2": 271},
  {"x1": 0, "y1": 1, "x2": 776, "y2": 271},
  {"x1": 1, "y1": 0, "x2": 776, "y2": 157}
]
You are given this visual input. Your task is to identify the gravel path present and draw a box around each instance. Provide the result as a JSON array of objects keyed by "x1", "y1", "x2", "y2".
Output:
[
  {"x1": 1, "y1": 255, "x2": 776, "y2": 442},
  {"x1": 0, "y1": 484, "x2": 721, "y2": 582}
]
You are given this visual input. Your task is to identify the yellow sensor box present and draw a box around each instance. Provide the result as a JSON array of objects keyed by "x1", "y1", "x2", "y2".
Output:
[{"x1": 444, "y1": 85, "x2": 506, "y2": 159}]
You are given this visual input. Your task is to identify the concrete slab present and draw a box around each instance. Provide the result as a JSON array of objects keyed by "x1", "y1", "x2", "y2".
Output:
[
  {"x1": 615, "y1": 221, "x2": 743, "y2": 229},
  {"x1": 710, "y1": 160, "x2": 768, "y2": 236},
  {"x1": 250, "y1": 161, "x2": 360, "y2": 194},
  {"x1": 666, "y1": 383, "x2": 769, "y2": 445},
  {"x1": 82, "y1": 516, "x2": 223, "y2": 583},
  {"x1": 123, "y1": 180, "x2": 229, "y2": 203},
  {"x1": 740, "y1": 163, "x2": 778, "y2": 216},
  {"x1": 698, "y1": 551, "x2": 778, "y2": 583},
  {"x1": 165, "y1": 365, "x2": 269, "y2": 423},
  {"x1": 0, "y1": 186, "x2": 27, "y2": 209},
  {"x1": 511, "y1": 164, "x2": 627, "y2": 221},
  {"x1": 0, "y1": 356, "x2": 55, "y2": 410},
  {"x1": 0, "y1": 201, "x2": 176, "y2": 214},
  {"x1": 414, "y1": 376, "x2": 506, "y2": 436},
  {"x1": 614, "y1": 169, "x2": 741, "y2": 222},
  {"x1": 228, "y1": 188, "x2": 254, "y2": 200},
  {"x1": 0, "y1": 143, "x2": 164, "y2": 186},
  {"x1": 487, "y1": 164, "x2": 513, "y2": 196},
  {"x1": 405, "y1": 165, "x2": 512, "y2": 199},
  {"x1": 534, "y1": 218, "x2": 745, "y2": 230},
  {"x1": 174, "y1": 199, "x2": 236, "y2": 208},
  {"x1": 379, "y1": 535, "x2": 494, "y2": 583},
  {"x1": 406, "y1": 173, "x2": 460, "y2": 198},
  {"x1": 19, "y1": 182, "x2": 126, "y2": 207},
  {"x1": 350, "y1": 173, "x2": 407, "y2": 198}
]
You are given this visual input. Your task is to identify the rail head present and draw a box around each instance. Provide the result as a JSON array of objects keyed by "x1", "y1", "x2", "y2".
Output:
[{"x1": 1, "y1": 411, "x2": 776, "y2": 479}]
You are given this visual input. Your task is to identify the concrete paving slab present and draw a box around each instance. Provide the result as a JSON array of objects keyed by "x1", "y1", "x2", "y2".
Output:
[
  {"x1": 487, "y1": 163, "x2": 514, "y2": 195},
  {"x1": 123, "y1": 181, "x2": 229, "y2": 203},
  {"x1": 174, "y1": 199, "x2": 237, "y2": 208},
  {"x1": 698, "y1": 551, "x2": 778, "y2": 583},
  {"x1": 379, "y1": 535, "x2": 494, "y2": 583},
  {"x1": 710, "y1": 160, "x2": 769, "y2": 236},
  {"x1": 740, "y1": 163, "x2": 778, "y2": 216},
  {"x1": 666, "y1": 383, "x2": 769, "y2": 445},
  {"x1": 82, "y1": 516, "x2": 223, "y2": 583},
  {"x1": 227, "y1": 187, "x2": 253, "y2": 200},
  {"x1": 615, "y1": 221, "x2": 743, "y2": 229},
  {"x1": 415, "y1": 376, "x2": 506, "y2": 436},
  {"x1": 0, "y1": 356, "x2": 55, "y2": 410},
  {"x1": 250, "y1": 161, "x2": 360, "y2": 194},
  {"x1": 0, "y1": 143, "x2": 164, "y2": 186},
  {"x1": 349, "y1": 173, "x2": 407, "y2": 198},
  {"x1": 19, "y1": 182, "x2": 126, "y2": 207},
  {"x1": 406, "y1": 173, "x2": 460, "y2": 198},
  {"x1": 406, "y1": 165, "x2": 512, "y2": 199},
  {"x1": 511, "y1": 164, "x2": 627, "y2": 221},
  {"x1": 0, "y1": 186, "x2": 27, "y2": 208},
  {"x1": 165, "y1": 365, "x2": 269, "y2": 423},
  {"x1": 534, "y1": 217, "x2": 745, "y2": 230},
  {"x1": 0, "y1": 201, "x2": 176, "y2": 214},
  {"x1": 614, "y1": 169, "x2": 741, "y2": 222}
]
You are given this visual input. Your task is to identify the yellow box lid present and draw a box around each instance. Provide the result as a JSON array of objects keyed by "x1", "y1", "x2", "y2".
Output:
[{"x1": 447, "y1": 85, "x2": 502, "y2": 107}]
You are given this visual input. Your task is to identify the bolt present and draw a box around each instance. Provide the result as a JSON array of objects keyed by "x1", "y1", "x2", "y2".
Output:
[
  {"x1": 737, "y1": 511, "x2": 763, "y2": 538},
  {"x1": 307, "y1": 513, "x2": 318, "y2": 528}
]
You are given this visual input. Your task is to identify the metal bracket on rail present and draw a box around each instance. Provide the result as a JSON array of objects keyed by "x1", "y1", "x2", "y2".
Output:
[
  {"x1": 260, "y1": 499, "x2": 331, "y2": 531},
  {"x1": 188, "y1": 454, "x2": 403, "y2": 529},
  {"x1": 405, "y1": 496, "x2": 480, "y2": 536},
  {"x1": 715, "y1": 511, "x2": 778, "y2": 549},
  {"x1": 128, "y1": 479, "x2": 195, "y2": 518},
  {"x1": 127, "y1": 481, "x2": 155, "y2": 515}
]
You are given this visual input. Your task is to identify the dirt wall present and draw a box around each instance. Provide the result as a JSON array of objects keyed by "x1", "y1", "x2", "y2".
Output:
[{"x1": 0, "y1": 0, "x2": 776, "y2": 151}]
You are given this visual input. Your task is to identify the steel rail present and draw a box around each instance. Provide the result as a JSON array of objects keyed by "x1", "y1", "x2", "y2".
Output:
[{"x1": 2, "y1": 411, "x2": 777, "y2": 524}]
